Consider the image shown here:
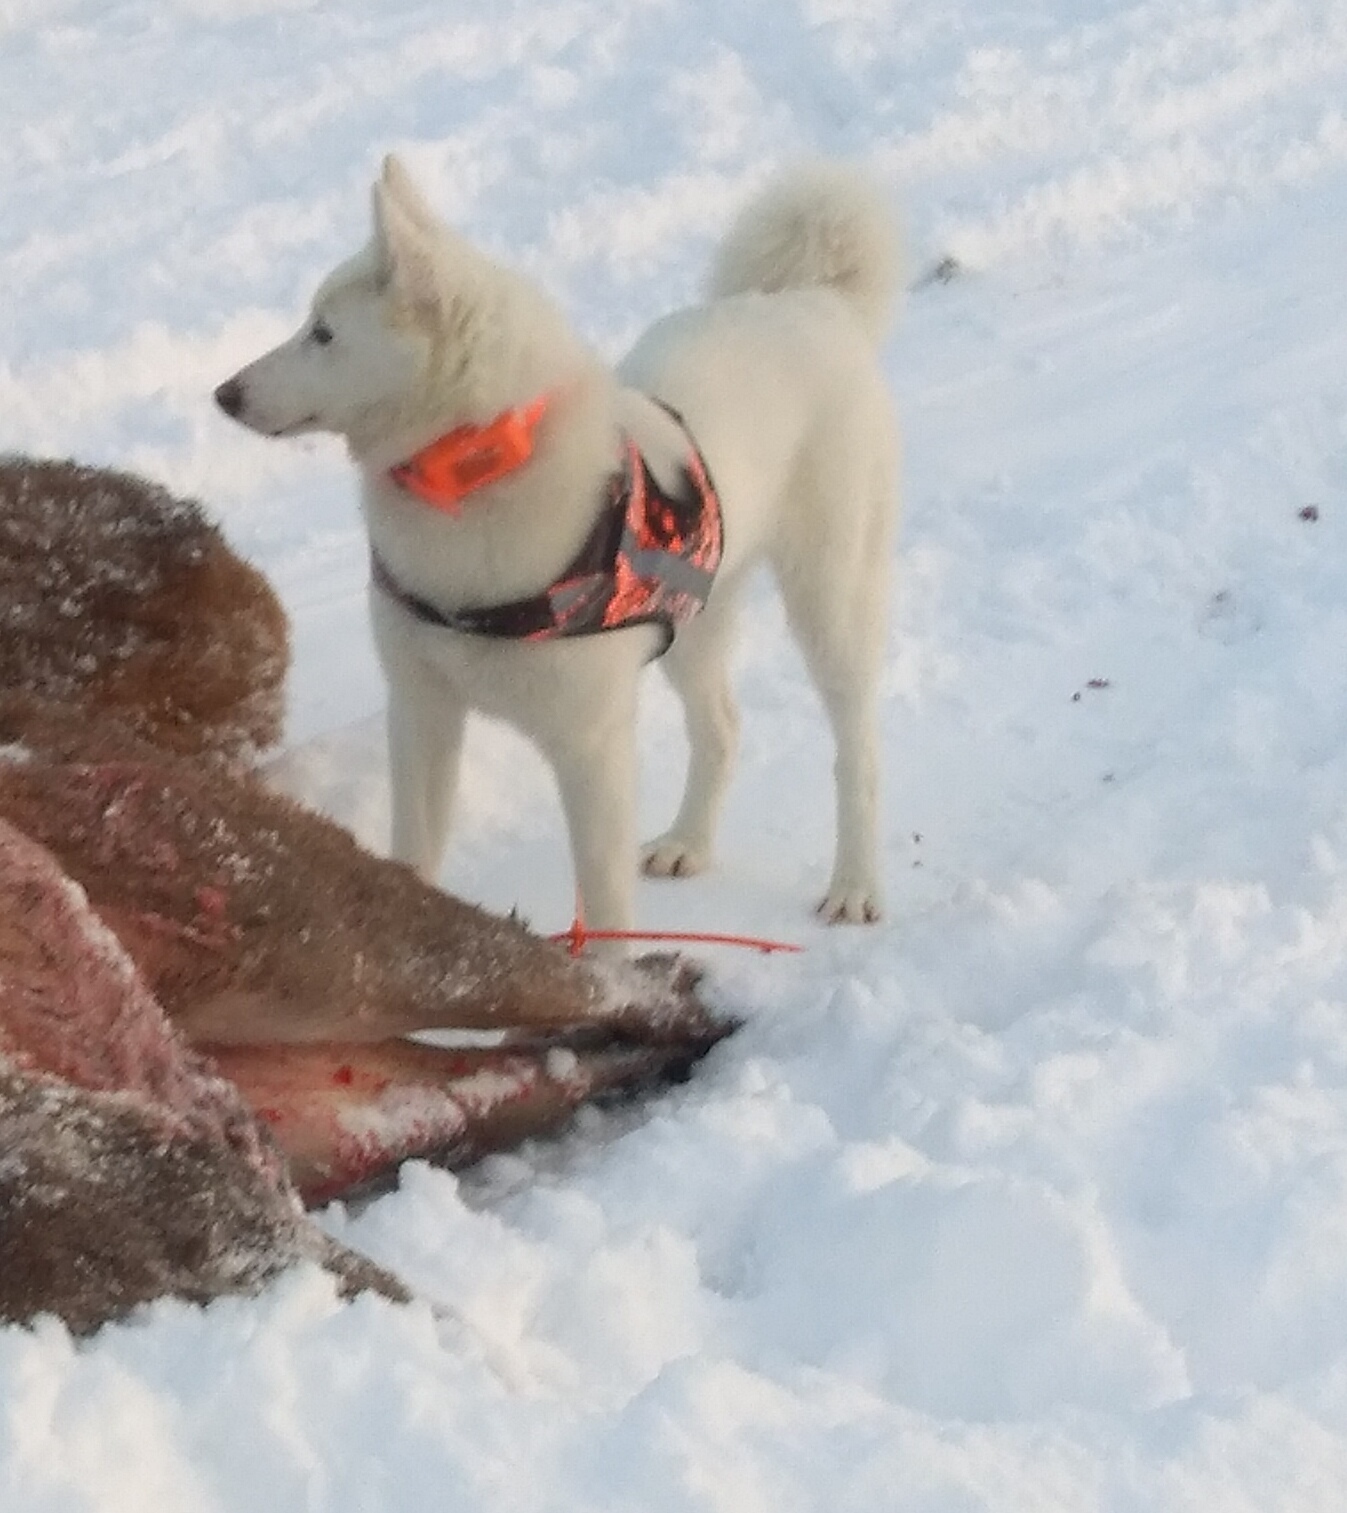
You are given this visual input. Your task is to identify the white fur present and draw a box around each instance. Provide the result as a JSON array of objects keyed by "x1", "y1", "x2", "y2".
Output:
[{"x1": 219, "y1": 156, "x2": 902, "y2": 932}]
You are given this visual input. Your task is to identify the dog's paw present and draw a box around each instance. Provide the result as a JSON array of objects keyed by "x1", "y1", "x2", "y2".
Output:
[
  {"x1": 642, "y1": 835, "x2": 712, "y2": 879},
  {"x1": 817, "y1": 886, "x2": 884, "y2": 925}
]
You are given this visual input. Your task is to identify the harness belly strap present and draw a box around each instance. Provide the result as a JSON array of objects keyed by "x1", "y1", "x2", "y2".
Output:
[{"x1": 372, "y1": 411, "x2": 723, "y2": 657}]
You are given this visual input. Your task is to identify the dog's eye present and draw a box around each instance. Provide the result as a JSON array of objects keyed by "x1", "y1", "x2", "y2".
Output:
[{"x1": 310, "y1": 319, "x2": 334, "y2": 346}]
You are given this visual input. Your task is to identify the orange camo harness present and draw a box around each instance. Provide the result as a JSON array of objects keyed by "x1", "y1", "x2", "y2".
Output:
[{"x1": 373, "y1": 403, "x2": 723, "y2": 657}]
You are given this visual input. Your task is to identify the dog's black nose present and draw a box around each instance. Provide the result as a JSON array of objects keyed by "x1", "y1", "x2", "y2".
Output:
[{"x1": 214, "y1": 378, "x2": 245, "y2": 418}]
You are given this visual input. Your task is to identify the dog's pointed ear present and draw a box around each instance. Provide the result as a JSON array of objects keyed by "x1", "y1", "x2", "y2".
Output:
[
  {"x1": 371, "y1": 178, "x2": 440, "y2": 312},
  {"x1": 380, "y1": 154, "x2": 441, "y2": 233}
]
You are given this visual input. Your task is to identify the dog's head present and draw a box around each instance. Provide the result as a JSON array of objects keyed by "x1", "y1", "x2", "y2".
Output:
[{"x1": 214, "y1": 157, "x2": 469, "y2": 457}]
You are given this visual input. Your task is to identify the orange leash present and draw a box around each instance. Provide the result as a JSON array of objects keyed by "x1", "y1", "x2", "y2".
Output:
[{"x1": 553, "y1": 891, "x2": 802, "y2": 958}]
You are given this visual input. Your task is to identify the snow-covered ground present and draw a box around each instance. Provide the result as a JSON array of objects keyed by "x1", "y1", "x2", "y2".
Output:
[{"x1": 5, "y1": 0, "x2": 1347, "y2": 1506}]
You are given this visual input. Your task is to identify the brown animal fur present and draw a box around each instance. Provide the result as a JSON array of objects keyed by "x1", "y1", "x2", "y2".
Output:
[
  {"x1": 0, "y1": 1064, "x2": 410, "y2": 1331},
  {"x1": 0, "y1": 457, "x2": 288, "y2": 758},
  {"x1": 0, "y1": 463, "x2": 728, "y2": 1323},
  {"x1": 0, "y1": 816, "x2": 406, "y2": 1331},
  {"x1": 0, "y1": 700, "x2": 725, "y2": 1219},
  {"x1": 0, "y1": 748, "x2": 715, "y2": 1049}
]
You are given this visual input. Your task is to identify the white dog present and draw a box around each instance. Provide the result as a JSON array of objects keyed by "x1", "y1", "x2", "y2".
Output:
[{"x1": 217, "y1": 157, "x2": 900, "y2": 935}]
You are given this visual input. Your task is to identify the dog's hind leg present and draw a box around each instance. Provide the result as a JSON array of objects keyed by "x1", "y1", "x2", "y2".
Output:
[
  {"x1": 385, "y1": 659, "x2": 466, "y2": 883},
  {"x1": 643, "y1": 581, "x2": 742, "y2": 880},
  {"x1": 775, "y1": 487, "x2": 892, "y2": 925},
  {"x1": 814, "y1": 676, "x2": 883, "y2": 924}
]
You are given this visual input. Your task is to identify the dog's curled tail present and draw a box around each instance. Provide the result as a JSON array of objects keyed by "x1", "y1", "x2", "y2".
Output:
[{"x1": 708, "y1": 161, "x2": 902, "y2": 346}]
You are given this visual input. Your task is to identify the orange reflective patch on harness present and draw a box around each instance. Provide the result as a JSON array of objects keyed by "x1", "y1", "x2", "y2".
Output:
[
  {"x1": 526, "y1": 434, "x2": 723, "y2": 650},
  {"x1": 389, "y1": 396, "x2": 550, "y2": 513}
]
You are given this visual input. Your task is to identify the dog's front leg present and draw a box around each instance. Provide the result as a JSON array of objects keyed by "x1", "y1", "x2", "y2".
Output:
[
  {"x1": 542, "y1": 716, "x2": 639, "y2": 939},
  {"x1": 385, "y1": 662, "x2": 466, "y2": 883}
]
